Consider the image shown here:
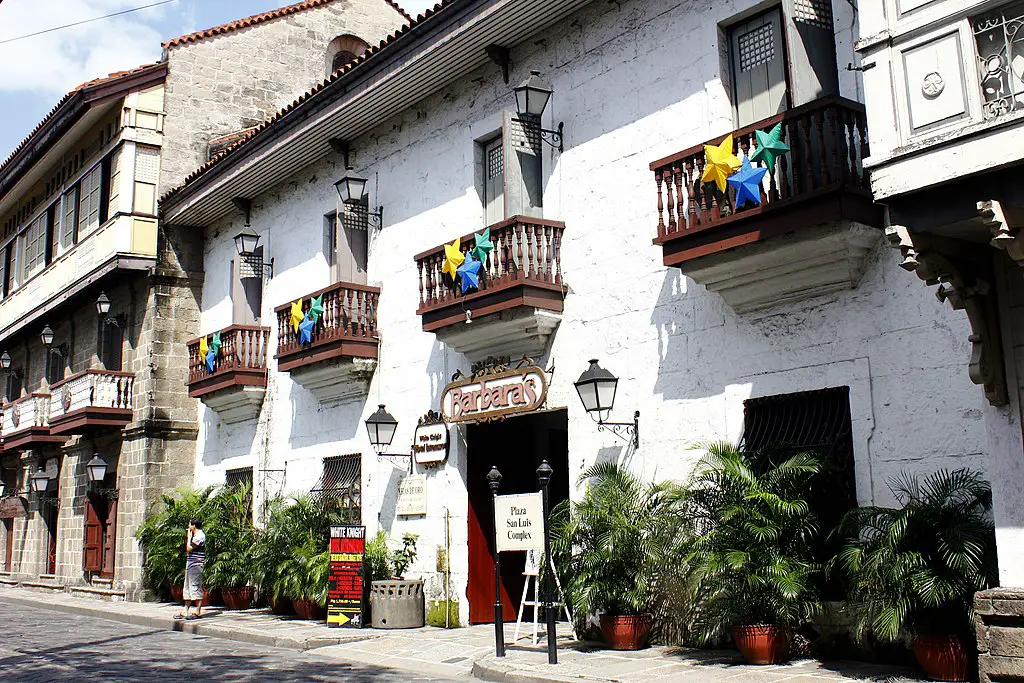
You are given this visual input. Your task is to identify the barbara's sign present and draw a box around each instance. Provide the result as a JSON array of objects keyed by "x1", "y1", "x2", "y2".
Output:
[
  {"x1": 494, "y1": 492, "x2": 545, "y2": 552},
  {"x1": 441, "y1": 365, "x2": 547, "y2": 423}
]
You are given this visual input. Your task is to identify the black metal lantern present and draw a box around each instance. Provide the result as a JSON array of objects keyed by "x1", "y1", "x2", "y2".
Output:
[
  {"x1": 233, "y1": 231, "x2": 262, "y2": 256},
  {"x1": 514, "y1": 70, "x2": 553, "y2": 118},
  {"x1": 335, "y1": 171, "x2": 368, "y2": 206},
  {"x1": 86, "y1": 455, "x2": 108, "y2": 484},
  {"x1": 40, "y1": 325, "x2": 54, "y2": 347},
  {"x1": 574, "y1": 359, "x2": 618, "y2": 415},
  {"x1": 29, "y1": 467, "x2": 50, "y2": 494},
  {"x1": 365, "y1": 404, "x2": 398, "y2": 454},
  {"x1": 95, "y1": 292, "x2": 111, "y2": 316},
  {"x1": 0, "y1": 351, "x2": 10, "y2": 370},
  {"x1": 0, "y1": 479, "x2": 6, "y2": 498}
]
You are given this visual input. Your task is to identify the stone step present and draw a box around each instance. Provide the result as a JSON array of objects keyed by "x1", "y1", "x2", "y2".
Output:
[{"x1": 69, "y1": 585, "x2": 126, "y2": 602}]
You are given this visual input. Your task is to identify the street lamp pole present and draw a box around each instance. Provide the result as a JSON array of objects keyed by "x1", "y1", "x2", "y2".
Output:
[
  {"x1": 537, "y1": 460, "x2": 557, "y2": 665},
  {"x1": 487, "y1": 465, "x2": 505, "y2": 658}
]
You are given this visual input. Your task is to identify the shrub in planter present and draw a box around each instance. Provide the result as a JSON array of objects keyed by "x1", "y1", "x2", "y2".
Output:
[
  {"x1": 370, "y1": 534, "x2": 425, "y2": 629},
  {"x1": 685, "y1": 442, "x2": 823, "y2": 664},
  {"x1": 136, "y1": 487, "x2": 218, "y2": 599},
  {"x1": 205, "y1": 484, "x2": 258, "y2": 610},
  {"x1": 551, "y1": 462, "x2": 688, "y2": 650},
  {"x1": 832, "y1": 469, "x2": 997, "y2": 682}
]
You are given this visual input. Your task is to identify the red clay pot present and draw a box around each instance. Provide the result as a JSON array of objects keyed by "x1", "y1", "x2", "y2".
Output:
[
  {"x1": 293, "y1": 599, "x2": 327, "y2": 621},
  {"x1": 732, "y1": 625, "x2": 791, "y2": 665},
  {"x1": 222, "y1": 586, "x2": 255, "y2": 610},
  {"x1": 170, "y1": 585, "x2": 183, "y2": 603},
  {"x1": 204, "y1": 589, "x2": 223, "y2": 606},
  {"x1": 268, "y1": 595, "x2": 293, "y2": 615},
  {"x1": 913, "y1": 635, "x2": 970, "y2": 682},
  {"x1": 599, "y1": 614, "x2": 651, "y2": 650}
]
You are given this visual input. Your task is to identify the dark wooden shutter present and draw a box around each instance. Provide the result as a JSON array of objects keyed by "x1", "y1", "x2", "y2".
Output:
[
  {"x1": 102, "y1": 499, "x2": 117, "y2": 577},
  {"x1": 83, "y1": 498, "x2": 104, "y2": 572}
]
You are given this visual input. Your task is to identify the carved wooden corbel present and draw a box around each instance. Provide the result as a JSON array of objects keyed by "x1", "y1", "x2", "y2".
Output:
[
  {"x1": 885, "y1": 225, "x2": 1008, "y2": 406},
  {"x1": 978, "y1": 199, "x2": 1024, "y2": 264}
]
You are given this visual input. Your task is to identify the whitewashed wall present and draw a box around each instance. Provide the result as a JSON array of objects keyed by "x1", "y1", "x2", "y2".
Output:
[{"x1": 192, "y1": 0, "x2": 989, "y2": 622}]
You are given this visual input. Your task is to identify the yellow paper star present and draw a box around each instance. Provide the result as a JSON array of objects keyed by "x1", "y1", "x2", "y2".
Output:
[
  {"x1": 441, "y1": 237, "x2": 465, "y2": 279},
  {"x1": 290, "y1": 300, "x2": 304, "y2": 333},
  {"x1": 198, "y1": 336, "x2": 209, "y2": 358},
  {"x1": 701, "y1": 134, "x2": 742, "y2": 193}
]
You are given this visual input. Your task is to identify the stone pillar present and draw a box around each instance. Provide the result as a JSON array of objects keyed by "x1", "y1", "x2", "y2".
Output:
[
  {"x1": 976, "y1": 589, "x2": 1024, "y2": 683},
  {"x1": 55, "y1": 444, "x2": 87, "y2": 584}
]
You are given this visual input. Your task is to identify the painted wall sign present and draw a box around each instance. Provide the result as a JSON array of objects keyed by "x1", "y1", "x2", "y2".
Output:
[
  {"x1": 327, "y1": 525, "x2": 366, "y2": 628},
  {"x1": 441, "y1": 364, "x2": 547, "y2": 423},
  {"x1": 494, "y1": 492, "x2": 545, "y2": 553},
  {"x1": 396, "y1": 475, "x2": 427, "y2": 516},
  {"x1": 0, "y1": 496, "x2": 26, "y2": 519},
  {"x1": 413, "y1": 412, "x2": 449, "y2": 465}
]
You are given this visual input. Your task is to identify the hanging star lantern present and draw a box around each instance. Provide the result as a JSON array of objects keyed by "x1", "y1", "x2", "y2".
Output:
[
  {"x1": 205, "y1": 349, "x2": 217, "y2": 374},
  {"x1": 701, "y1": 133, "x2": 742, "y2": 192},
  {"x1": 308, "y1": 294, "x2": 324, "y2": 325},
  {"x1": 727, "y1": 156, "x2": 768, "y2": 208},
  {"x1": 298, "y1": 314, "x2": 316, "y2": 344},
  {"x1": 441, "y1": 237, "x2": 465, "y2": 280},
  {"x1": 290, "y1": 299, "x2": 304, "y2": 333},
  {"x1": 198, "y1": 335, "x2": 209, "y2": 359},
  {"x1": 749, "y1": 122, "x2": 790, "y2": 174},
  {"x1": 210, "y1": 332, "x2": 222, "y2": 356},
  {"x1": 457, "y1": 253, "x2": 483, "y2": 293},
  {"x1": 471, "y1": 228, "x2": 493, "y2": 264}
]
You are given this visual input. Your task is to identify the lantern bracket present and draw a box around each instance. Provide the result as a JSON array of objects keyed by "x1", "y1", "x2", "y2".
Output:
[
  {"x1": 593, "y1": 410, "x2": 639, "y2": 449},
  {"x1": 511, "y1": 116, "x2": 564, "y2": 153},
  {"x1": 231, "y1": 198, "x2": 252, "y2": 227},
  {"x1": 484, "y1": 44, "x2": 511, "y2": 84}
]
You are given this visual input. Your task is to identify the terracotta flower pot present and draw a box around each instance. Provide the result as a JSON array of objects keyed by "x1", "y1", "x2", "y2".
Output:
[
  {"x1": 732, "y1": 625, "x2": 791, "y2": 665},
  {"x1": 204, "y1": 589, "x2": 223, "y2": 606},
  {"x1": 222, "y1": 586, "x2": 255, "y2": 610},
  {"x1": 599, "y1": 614, "x2": 651, "y2": 651},
  {"x1": 170, "y1": 585, "x2": 183, "y2": 603},
  {"x1": 913, "y1": 635, "x2": 970, "y2": 682},
  {"x1": 293, "y1": 598, "x2": 326, "y2": 621},
  {"x1": 268, "y1": 595, "x2": 293, "y2": 615}
]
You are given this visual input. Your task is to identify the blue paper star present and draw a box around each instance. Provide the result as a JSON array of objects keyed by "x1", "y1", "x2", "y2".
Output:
[
  {"x1": 299, "y1": 314, "x2": 315, "y2": 344},
  {"x1": 457, "y1": 254, "x2": 482, "y2": 293},
  {"x1": 727, "y1": 156, "x2": 767, "y2": 208},
  {"x1": 205, "y1": 349, "x2": 217, "y2": 373}
]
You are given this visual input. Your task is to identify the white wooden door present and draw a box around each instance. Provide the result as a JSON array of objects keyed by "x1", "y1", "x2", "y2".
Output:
[
  {"x1": 483, "y1": 137, "x2": 504, "y2": 226},
  {"x1": 731, "y1": 8, "x2": 788, "y2": 127}
]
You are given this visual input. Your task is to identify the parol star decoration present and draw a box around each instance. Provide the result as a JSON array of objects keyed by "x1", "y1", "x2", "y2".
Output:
[
  {"x1": 749, "y1": 122, "x2": 790, "y2": 174},
  {"x1": 457, "y1": 253, "x2": 483, "y2": 293},
  {"x1": 701, "y1": 133, "x2": 742, "y2": 192},
  {"x1": 198, "y1": 335, "x2": 209, "y2": 359},
  {"x1": 442, "y1": 237, "x2": 465, "y2": 280},
  {"x1": 298, "y1": 314, "x2": 315, "y2": 344},
  {"x1": 210, "y1": 332, "x2": 222, "y2": 356},
  {"x1": 290, "y1": 299, "x2": 304, "y2": 333},
  {"x1": 205, "y1": 349, "x2": 217, "y2": 373},
  {"x1": 471, "y1": 227, "x2": 493, "y2": 264},
  {"x1": 308, "y1": 294, "x2": 324, "y2": 325},
  {"x1": 727, "y1": 156, "x2": 768, "y2": 208}
]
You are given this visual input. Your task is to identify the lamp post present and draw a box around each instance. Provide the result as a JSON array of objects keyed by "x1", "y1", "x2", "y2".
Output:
[
  {"x1": 365, "y1": 404, "x2": 399, "y2": 456},
  {"x1": 574, "y1": 359, "x2": 639, "y2": 448},
  {"x1": 536, "y1": 460, "x2": 557, "y2": 664},
  {"x1": 486, "y1": 465, "x2": 504, "y2": 658}
]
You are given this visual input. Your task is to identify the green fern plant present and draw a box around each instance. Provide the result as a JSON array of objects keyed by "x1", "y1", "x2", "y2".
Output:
[
  {"x1": 551, "y1": 462, "x2": 688, "y2": 619},
  {"x1": 685, "y1": 441, "x2": 823, "y2": 643},
  {"x1": 831, "y1": 468, "x2": 997, "y2": 642}
]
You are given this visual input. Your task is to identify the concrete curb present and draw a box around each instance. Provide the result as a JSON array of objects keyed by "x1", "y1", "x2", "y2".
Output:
[
  {"x1": 0, "y1": 591, "x2": 376, "y2": 652},
  {"x1": 473, "y1": 658, "x2": 607, "y2": 683}
]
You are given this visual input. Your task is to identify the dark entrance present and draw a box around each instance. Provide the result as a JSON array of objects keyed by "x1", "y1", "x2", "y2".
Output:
[
  {"x1": 42, "y1": 498, "x2": 58, "y2": 576},
  {"x1": 83, "y1": 478, "x2": 117, "y2": 578},
  {"x1": 466, "y1": 409, "x2": 569, "y2": 624}
]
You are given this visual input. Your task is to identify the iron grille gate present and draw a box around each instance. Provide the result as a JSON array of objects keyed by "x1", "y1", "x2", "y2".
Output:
[{"x1": 311, "y1": 455, "x2": 362, "y2": 523}]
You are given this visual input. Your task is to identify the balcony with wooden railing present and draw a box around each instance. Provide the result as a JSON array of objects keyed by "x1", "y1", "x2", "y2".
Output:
[
  {"x1": 186, "y1": 325, "x2": 270, "y2": 424},
  {"x1": 1, "y1": 394, "x2": 65, "y2": 451},
  {"x1": 414, "y1": 216, "x2": 567, "y2": 359},
  {"x1": 650, "y1": 96, "x2": 884, "y2": 313},
  {"x1": 273, "y1": 282, "x2": 380, "y2": 403},
  {"x1": 48, "y1": 370, "x2": 135, "y2": 436}
]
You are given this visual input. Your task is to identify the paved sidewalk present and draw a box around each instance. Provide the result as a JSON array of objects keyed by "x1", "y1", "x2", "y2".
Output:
[{"x1": 0, "y1": 585, "x2": 924, "y2": 682}]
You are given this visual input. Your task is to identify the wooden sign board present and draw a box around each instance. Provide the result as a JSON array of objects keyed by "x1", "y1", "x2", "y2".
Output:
[
  {"x1": 441, "y1": 365, "x2": 547, "y2": 423},
  {"x1": 327, "y1": 525, "x2": 365, "y2": 628},
  {"x1": 0, "y1": 497, "x2": 26, "y2": 519},
  {"x1": 413, "y1": 422, "x2": 449, "y2": 465},
  {"x1": 494, "y1": 492, "x2": 544, "y2": 553}
]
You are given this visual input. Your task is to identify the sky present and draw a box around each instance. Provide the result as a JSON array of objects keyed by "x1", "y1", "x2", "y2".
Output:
[{"x1": 0, "y1": 0, "x2": 437, "y2": 160}]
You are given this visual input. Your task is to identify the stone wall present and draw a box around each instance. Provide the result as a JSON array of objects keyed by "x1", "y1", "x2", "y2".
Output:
[{"x1": 159, "y1": 0, "x2": 407, "y2": 193}]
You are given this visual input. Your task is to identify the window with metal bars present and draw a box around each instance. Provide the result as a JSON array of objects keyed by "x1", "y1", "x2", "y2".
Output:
[
  {"x1": 225, "y1": 467, "x2": 254, "y2": 522},
  {"x1": 311, "y1": 455, "x2": 361, "y2": 523},
  {"x1": 741, "y1": 386, "x2": 856, "y2": 600}
]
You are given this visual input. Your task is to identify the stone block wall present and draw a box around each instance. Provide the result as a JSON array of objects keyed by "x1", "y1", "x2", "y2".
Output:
[
  {"x1": 159, "y1": 0, "x2": 407, "y2": 193},
  {"x1": 976, "y1": 588, "x2": 1024, "y2": 683}
]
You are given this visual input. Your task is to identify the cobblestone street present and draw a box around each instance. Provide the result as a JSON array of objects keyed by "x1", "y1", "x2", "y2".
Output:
[{"x1": 0, "y1": 602, "x2": 468, "y2": 682}]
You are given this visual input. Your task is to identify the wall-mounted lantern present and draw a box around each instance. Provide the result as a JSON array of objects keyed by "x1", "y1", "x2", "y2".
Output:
[
  {"x1": 0, "y1": 478, "x2": 7, "y2": 498},
  {"x1": 40, "y1": 325, "x2": 54, "y2": 347},
  {"x1": 95, "y1": 292, "x2": 125, "y2": 328},
  {"x1": 0, "y1": 351, "x2": 10, "y2": 370},
  {"x1": 335, "y1": 169, "x2": 384, "y2": 230},
  {"x1": 512, "y1": 70, "x2": 564, "y2": 153},
  {"x1": 574, "y1": 359, "x2": 639, "y2": 448},
  {"x1": 29, "y1": 466, "x2": 50, "y2": 495},
  {"x1": 86, "y1": 455, "x2": 108, "y2": 484},
  {"x1": 365, "y1": 404, "x2": 399, "y2": 456},
  {"x1": 233, "y1": 230, "x2": 274, "y2": 278}
]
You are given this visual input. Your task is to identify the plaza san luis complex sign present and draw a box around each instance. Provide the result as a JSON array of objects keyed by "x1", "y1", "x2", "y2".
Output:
[{"x1": 441, "y1": 358, "x2": 548, "y2": 424}]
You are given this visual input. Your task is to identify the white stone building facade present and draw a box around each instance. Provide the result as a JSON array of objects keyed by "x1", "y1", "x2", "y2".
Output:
[{"x1": 162, "y1": 0, "x2": 992, "y2": 627}]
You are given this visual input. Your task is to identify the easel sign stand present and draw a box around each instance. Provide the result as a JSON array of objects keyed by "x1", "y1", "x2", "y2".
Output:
[
  {"x1": 488, "y1": 460, "x2": 561, "y2": 665},
  {"x1": 514, "y1": 549, "x2": 575, "y2": 645}
]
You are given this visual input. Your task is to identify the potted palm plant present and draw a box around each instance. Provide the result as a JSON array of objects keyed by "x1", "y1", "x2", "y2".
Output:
[
  {"x1": 276, "y1": 537, "x2": 330, "y2": 620},
  {"x1": 253, "y1": 497, "x2": 293, "y2": 615},
  {"x1": 551, "y1": 462, "x2": 687, "y2": 650},
  {"x1": 833, "y1": 469, "x2": 997, "y2": 682},
  {"x1": 137, "y1": 487, "x2": 218, "y2": 601},
  {"x1": 206, "y1": 483, "x2": 257, "y2": 610},
  {"x1": 685, "y1": 442, "x2": 822, "y2": 664}
]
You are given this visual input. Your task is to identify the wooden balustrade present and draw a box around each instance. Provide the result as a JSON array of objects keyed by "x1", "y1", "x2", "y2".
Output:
[
  {"x1": 186, "y1": 325, "x2": 270, "y2": 397},
  {"x1": 651, "y1": 96, "x2": 875, "y2": 247},
  {"x1": 274, "y1": 282, "x2": 380, "y2": 371},
  {"x1": 414, "y1": 216, "x2": 567, "y2": 332}
]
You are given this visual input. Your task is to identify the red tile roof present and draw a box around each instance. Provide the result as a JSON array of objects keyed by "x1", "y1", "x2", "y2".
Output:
[
  {"x1": 162, "y1": 0, "x2": 413, "y2": 49},
  {"x1": 0, "y1": 63, "x2": 165, "y2": 184},
  {"x1": 161, "y1": 1, "x2": 453, "y2": 206}
]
